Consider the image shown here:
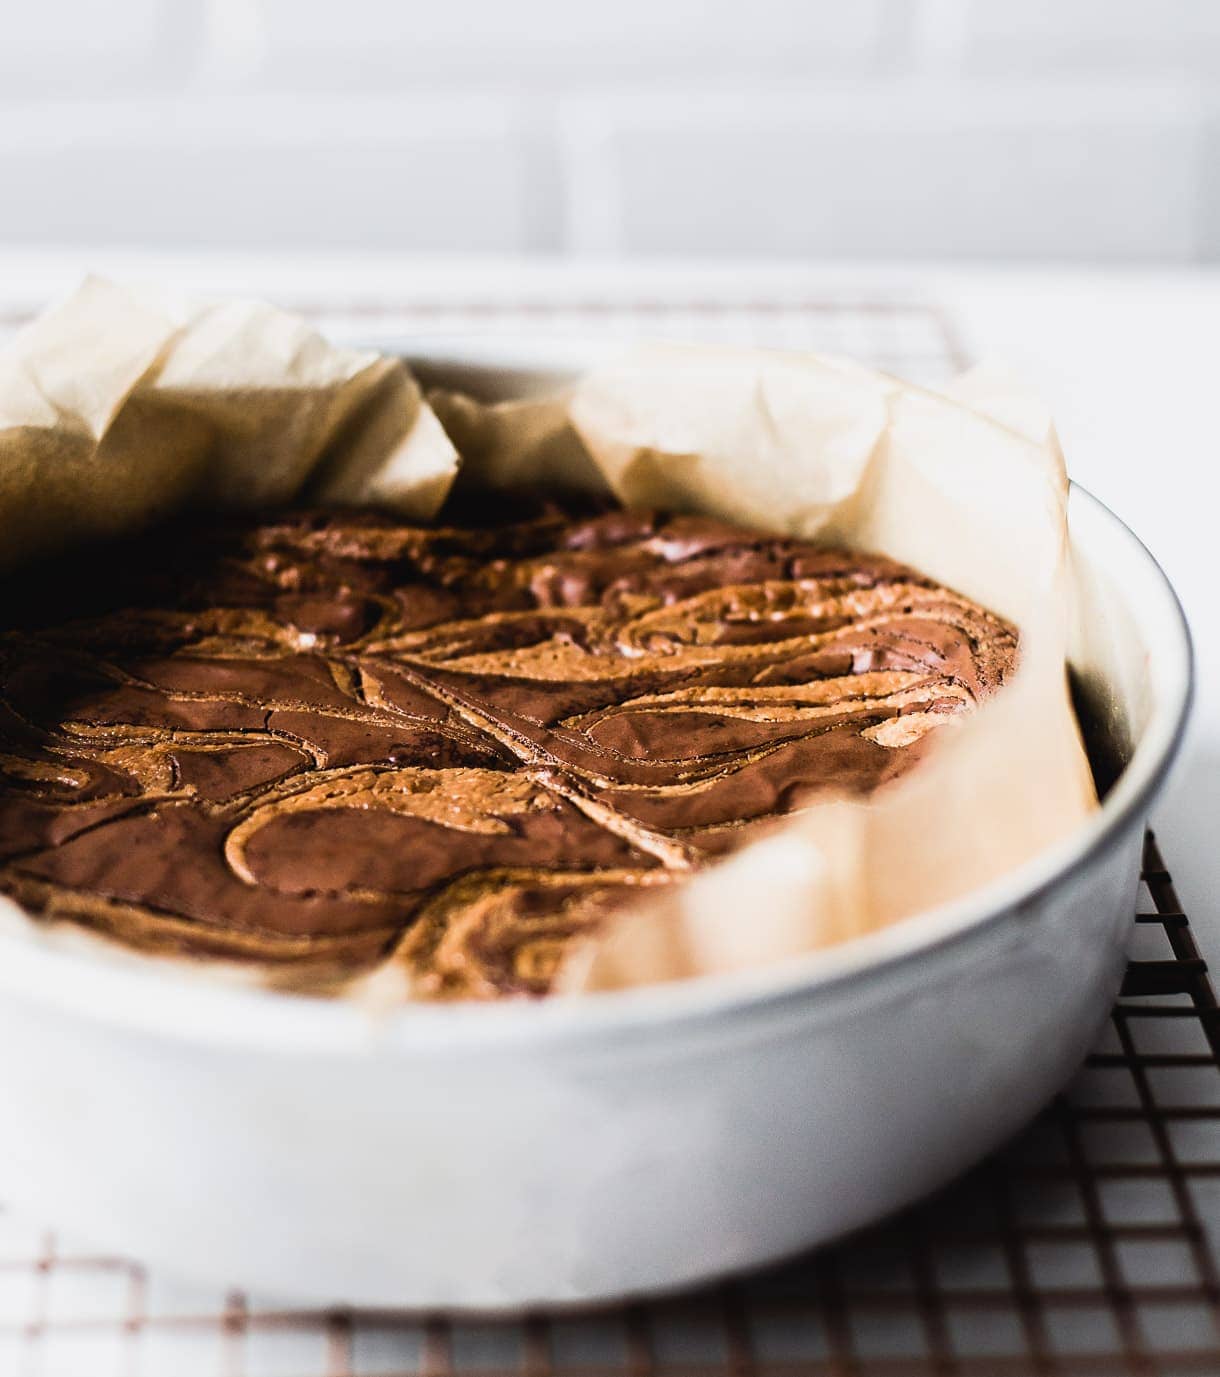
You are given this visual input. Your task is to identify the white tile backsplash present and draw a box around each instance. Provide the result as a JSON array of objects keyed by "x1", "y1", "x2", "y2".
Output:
[
  {"x1": 960, "y1": 0, "x2": 1220, "y2": 72},
  {"x1": 0, "y1": 96, "x2": 532, "y2": 251},
  {"x1": 0, "y1": 0, "x2": 1218, "y2": 260},
  {"x1": 250, "y1": 0, "x2": 898, "y2": 87},
  {"x1": 0, "y1": 0, "x2": 203, "y2": 97},
  {"x1": 560, "y1": 84, "x2": 1205, "y2": 261}
]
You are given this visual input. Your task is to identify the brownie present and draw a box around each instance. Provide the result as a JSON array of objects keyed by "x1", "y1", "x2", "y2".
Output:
[{"x1": 0, "y1": 505, "x2": 1017, "y2": 998}]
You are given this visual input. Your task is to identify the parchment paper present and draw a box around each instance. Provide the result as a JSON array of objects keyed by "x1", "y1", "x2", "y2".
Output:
[
  {"x1": 552, "y1": 346, "x2": 1097, "y2": 989},
  {"x1": 0, "y1": 277, "x2": 458, "y2": 567},
  {"x1": 0, "y1": 284, "x2": 1097, "y2": 995}
]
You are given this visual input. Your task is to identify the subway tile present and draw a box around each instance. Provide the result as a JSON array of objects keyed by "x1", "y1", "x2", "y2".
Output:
[
  {"x1": 959, "y1": 0, "x2": 1220, "y2": 74},
  {"x1": 0, "y1": 96, "x2": 533, "y2": 252},
  {"x1": 0, "y1": 0, "x2": 202, "y2": 98},
  {"x1": 248, "y1": 0, "x2": 899, "y2": 88},
  {"x1": 559, "y1": 83, "x2": 1205, "y2": 262}
]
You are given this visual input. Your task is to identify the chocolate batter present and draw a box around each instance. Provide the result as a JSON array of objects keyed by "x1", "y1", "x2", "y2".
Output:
[{"x1": 0, "y1": 505, "x2": 1017, "y2": 998}]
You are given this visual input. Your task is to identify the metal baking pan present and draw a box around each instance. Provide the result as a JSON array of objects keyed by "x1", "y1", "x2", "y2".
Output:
[{"x1": 0, "y1": 338, "x2": 1192, "y2": 1310}]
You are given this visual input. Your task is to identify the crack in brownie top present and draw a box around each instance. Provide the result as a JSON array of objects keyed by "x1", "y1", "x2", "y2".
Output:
[{"x1": 0, "y1": 503, "x2": 1018, "y2": 999}]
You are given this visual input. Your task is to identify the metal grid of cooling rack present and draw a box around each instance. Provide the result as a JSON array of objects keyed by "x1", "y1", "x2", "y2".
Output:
[
  {"x1": 0, "y1": 834, "x2": 1215, "y2": 1377},
  {"x1": 0, "y1": 295, "x2": 1214, "y2": 1376},
  {"x1": 0, "y1": 293, "x2": 965, "y2": 388},
  {"x1": 298, "y1": 296, "x2": 967, "y2": 389}
]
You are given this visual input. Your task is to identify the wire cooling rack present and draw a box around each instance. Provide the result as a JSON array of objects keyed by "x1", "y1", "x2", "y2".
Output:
[
  {"x1": 0, "y1": 294, "x2": 1213, "y2": 1375},
  {"x1": 0, "y1": 291, "x2": 966, "y2": 389},
  {"x1": 0, "y1": 834, "x2": 1214, "y2": 1377}
]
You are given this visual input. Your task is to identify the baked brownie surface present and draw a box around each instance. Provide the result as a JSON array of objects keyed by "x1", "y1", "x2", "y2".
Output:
[{"x1": 0, "y1": 505, "x2": 1017, "y2": 998}]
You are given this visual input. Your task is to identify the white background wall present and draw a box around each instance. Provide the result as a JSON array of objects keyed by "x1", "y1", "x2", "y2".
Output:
[{"x1": 1, "y1": 0, "x2": 1218, "y2": 260}]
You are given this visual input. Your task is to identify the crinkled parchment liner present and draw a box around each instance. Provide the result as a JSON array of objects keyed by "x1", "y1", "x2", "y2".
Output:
[{"x1": 0, "y1": 281, "x2": 1096, "y2": 998}]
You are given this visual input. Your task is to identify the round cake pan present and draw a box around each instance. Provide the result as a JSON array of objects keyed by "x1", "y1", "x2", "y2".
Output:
[{"x1": 0, "y1": 341, "x2": 1193, "y2": 1311}]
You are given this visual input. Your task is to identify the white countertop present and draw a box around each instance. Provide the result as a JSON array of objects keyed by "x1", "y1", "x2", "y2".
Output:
[{"x1": 1, "y1": 251, "x2": 1214, "y2": 944}]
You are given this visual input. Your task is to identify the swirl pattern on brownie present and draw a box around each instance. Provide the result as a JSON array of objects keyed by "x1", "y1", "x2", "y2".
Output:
[{"x1": 0, "y1": 506, "x2": 1017, "y2": 998}]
